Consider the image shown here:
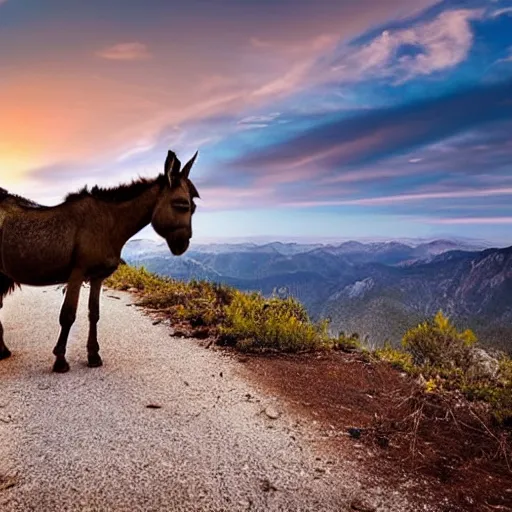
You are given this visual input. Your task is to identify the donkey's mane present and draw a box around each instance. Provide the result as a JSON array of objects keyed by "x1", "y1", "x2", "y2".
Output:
[
  {"x1": 65, "y1": 174, "x2": 200, "y2": 204},
  {"x1": 65, "y1": 175, "x2": 168, "y2": 203},
  {"x1": 0, "y1": 174, "x2": 200, "y2": 210}
]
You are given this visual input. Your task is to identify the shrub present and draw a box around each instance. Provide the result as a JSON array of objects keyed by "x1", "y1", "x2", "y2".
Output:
[
  {"x1": 106, "y1": 266, "x2": 327, "y2": 352},
  {"x1": 220, "y1": 291, "x2": 330, "y2": 352},
  {"x1": 374, "y1": 341, "x2": 415, "y2": 373},
  {"x1": 463, "y1": 356, "x2": 512, "y2": 425},
  {"x1": 105, "y1": 264, "x2": 169, "y2": 293},
  {"x1": 106, "y1": 266, "x2": 235, "y2": 329},
  {"x1": 333, "y1": 332, "x2": 362, "y2": 353},
  {"x1": 402, "y1": 310, "x2": 476, "y2": 371}
]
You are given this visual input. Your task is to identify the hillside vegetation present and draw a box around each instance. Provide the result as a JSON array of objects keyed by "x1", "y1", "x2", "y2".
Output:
[
  {"x1": 121, "y1": 240, "x2": 512, "y2": 352},
  {"x1": 106, "y1": 264, "x2": 512, "y2": 429}
]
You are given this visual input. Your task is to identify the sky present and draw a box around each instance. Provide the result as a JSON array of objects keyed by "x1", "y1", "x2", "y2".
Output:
[{"x1": 1, "y1": 0, "x2": 512, "y2": 244}]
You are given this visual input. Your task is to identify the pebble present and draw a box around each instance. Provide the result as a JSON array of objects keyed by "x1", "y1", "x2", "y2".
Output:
[
  {"x1": 264, "y1": 406, "x2": 281, "y2": 420},
  {"x1": 350, "y1": 497, "x2": 377, "y2": 512}
]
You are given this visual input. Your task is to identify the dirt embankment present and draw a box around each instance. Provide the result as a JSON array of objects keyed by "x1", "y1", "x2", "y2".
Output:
[{"x1": 234, "y1": 351, "x2": 512, "y2": 512}]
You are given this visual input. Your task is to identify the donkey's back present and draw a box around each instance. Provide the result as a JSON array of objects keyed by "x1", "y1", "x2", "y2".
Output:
[{"x1": 0, "y1": 198, "x2": 80, "y2": 286}]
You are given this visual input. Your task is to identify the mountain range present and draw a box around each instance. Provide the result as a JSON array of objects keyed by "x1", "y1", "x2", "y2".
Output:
[{"x1": 121, "y1": 238, "x2": 512, "y2": 352}]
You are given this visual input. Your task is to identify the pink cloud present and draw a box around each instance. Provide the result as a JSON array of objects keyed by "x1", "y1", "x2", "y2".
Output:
[
  {"x1": 96, "y1": 42, "x2": 152, "y2": 61},
  {"x1": 284, "y1": 187, "x2": 512, "y2": 208},
  {"x1": 429, "y1": 217, "x2": 512, "y2": 225}
]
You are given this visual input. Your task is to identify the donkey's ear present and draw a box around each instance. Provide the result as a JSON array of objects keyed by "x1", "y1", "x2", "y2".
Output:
[
  {"x1": 180, "y1": 150, "x2": 198, "y2": 180},
  {"x1": 165, "y1": 150, "x2": 182, "y2": 186}
]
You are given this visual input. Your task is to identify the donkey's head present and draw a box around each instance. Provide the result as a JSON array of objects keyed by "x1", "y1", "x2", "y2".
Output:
[{"x1": 151, "y1": 150, "x2": 200, "y2": 256}]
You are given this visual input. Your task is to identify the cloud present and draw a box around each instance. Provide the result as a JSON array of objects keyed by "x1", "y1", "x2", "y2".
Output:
[
  {"x1": 430, "y1": 217, "x2": 512, "y2": 225},
  {"x1": 327, "y1": 8, "x2": 483, "y2": 84},
  {"x1": 285, "y1": 187, "x2": 512, "y2": 208},
  {"x1": 96, "y1": 42, "x2": 152, "y2": 61},
  {"x1": 228, "y1": 79, "x2": 512, "y2": 181},
  {"x1": 237, "y1": 113, "x2": 281, "y2": 130},
  {"x1": 250, "y1": 34, "x2": 337, "y2": 55},
  {"x1": 116, "y1": 142, "x2": 156, "y2": 162},
  {"x1": 496, "y1": 46, "x2": 512, "y2": 64},
  {"x1": 491, "y1": 7, "x2": 512, "y2": 18}
]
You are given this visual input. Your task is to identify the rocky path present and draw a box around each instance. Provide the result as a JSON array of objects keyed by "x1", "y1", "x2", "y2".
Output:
[{"x1": 0, "y1": 286, "x2": 412, "y2": 512}]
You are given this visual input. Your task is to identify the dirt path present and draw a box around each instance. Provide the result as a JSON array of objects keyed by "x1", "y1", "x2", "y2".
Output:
[{"x1": 0, "y1": 286, "x2": 414, "y2": 512}]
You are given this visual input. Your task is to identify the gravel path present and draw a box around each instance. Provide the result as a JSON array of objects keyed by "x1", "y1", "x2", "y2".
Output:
[{"x1": 0, "y1": 286, "x2": 411, "y2": 512}]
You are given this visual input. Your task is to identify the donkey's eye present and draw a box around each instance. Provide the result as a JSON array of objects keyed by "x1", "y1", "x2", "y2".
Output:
[{"x1": 172, "y1": 201, "x2": 191, "y2": 212}]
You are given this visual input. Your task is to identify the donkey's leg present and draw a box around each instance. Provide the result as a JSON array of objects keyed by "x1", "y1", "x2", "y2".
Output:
[
  {"x1": 52, "y1": 271, "x2": 84, "y2": 373},
  {"x1": 87, "y1": 278, "x2": 103, "y2": 368},
  {"x1": 0, "y1": 273, "x2": 16, "y2": 360},
  {"x1": 0, "y1": 325, "x2": 10, "y2": 360},
  {"x1": 0, "y1": 299, "x2": 10, "y2": 360},
  {"x1": 0, "y1": 291, "x2": 12, "y2": 360}
]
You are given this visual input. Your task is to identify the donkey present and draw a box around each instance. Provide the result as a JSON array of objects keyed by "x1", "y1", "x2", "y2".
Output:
[{"x1": 0, "y1": 150, "x2": 199, "y2": 373}]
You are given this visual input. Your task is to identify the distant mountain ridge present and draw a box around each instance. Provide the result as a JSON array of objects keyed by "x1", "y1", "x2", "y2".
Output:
[{"x1": 122, "y1": 238, "x2": 512, "y2": 351}]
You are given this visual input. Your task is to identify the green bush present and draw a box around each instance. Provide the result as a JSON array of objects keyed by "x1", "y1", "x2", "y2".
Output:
[
  {"x1": 374, "y1": 341, "x2": 415, "y2": 372},
  {"x1": 106, "y1": 265, "x2": 328, "y2": 352},
  {"x1": 106, "y1": 265, "x2": 235, "y2": 328},
  {"x1": 402, "y1": 310, "x2": 476, "y2": 371},
  {"x1": 333, "y1": 332, "x2": 362, "y2": 353},
  {"x1": 220, "y1": 291, "x2": 330, "y2": 352},
  {"x1": 105, "y1": 264, "x2": 170, "y2": 293}
]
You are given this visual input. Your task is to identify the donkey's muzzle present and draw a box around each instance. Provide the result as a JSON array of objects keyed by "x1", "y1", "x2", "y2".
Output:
[
  {"x1": 169, "y1": 241, "x2": 189, "y2": 256},
  {"x1": 166, "y1": 230, "x2": 190, "y2": 256}
]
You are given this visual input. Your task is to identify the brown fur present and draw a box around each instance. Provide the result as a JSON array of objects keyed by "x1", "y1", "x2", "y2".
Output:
[{"x1": 0, "y1": 150, "x2": 200, "y2": 372}]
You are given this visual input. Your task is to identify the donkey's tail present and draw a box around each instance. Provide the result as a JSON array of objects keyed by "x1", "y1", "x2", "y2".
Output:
[{"x1": 0, "y1": 272, "x2": 19, "y2": 300}]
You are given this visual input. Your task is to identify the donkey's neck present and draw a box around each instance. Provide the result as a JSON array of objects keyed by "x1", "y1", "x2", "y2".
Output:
[{"x1": 111, "y1": 181, "x2": 163, "y2": 251}]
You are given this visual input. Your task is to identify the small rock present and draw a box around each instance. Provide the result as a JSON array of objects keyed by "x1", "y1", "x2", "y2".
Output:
[
  {"x1": 467, "y1": 348, "x2": 500, "y2": 380},
  {"x1": 152, "y1": 320, "x2": 162, "y2": 326},
  {"x1": 350, "y1": 497, "x2": 377, "y2": 512},
  {"x1": 146, "y1": 404, "x2": 162, "y2": 409},
  {"x1": 264, "y1": 406, "x2": 280, "y2": 420},
  {"x1": 127, "y1": 287, "x2": 138, "y2": 293}
]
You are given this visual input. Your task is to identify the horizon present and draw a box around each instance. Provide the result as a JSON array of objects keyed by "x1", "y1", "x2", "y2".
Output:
[
  {"x1": 1, "y1": 0, "x2": 512, "y2": 244},
  {"x1": 130, "y1": 234, "x2": 506, "y2": 249}
]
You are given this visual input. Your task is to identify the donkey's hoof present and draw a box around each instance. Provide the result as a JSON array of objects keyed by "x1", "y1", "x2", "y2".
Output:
[
  {"x1": 87, "y1": 354, "x2": 103, "y2": 368},
  {"x1": 52, "y1": 359, "x2": 70, "y2": 373},
  {"x1": 0, "y1": 347, "x2": 12, "y2": 360}
]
